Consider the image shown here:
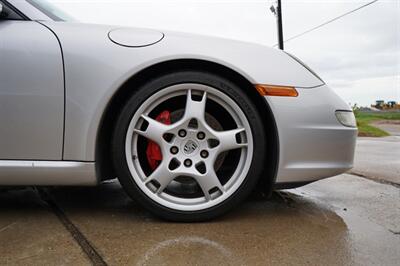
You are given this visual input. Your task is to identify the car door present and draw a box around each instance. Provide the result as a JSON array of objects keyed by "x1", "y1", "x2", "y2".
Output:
[{"x1": 0, "y1": 5, "x2": 64, "y2": 160}]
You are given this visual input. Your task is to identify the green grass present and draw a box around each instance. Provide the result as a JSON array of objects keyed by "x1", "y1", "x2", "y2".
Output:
[{"x1": 355, "y1": 111, "x2": 400, "y2": 137}]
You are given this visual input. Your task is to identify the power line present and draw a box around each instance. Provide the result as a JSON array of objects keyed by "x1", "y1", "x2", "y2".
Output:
[{"x1": 273, "y1": 0, "x2": 380, "y2": 46}]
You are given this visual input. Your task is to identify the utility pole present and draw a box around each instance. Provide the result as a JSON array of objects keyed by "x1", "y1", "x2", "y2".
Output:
[{"x1": 270, "y1": 0, "x2": 284, "y2": 50}]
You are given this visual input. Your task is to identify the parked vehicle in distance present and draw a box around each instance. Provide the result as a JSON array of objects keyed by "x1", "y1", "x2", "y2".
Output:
[{"x1": 0, "y1": 0, "x2": 357, "y2": 221}]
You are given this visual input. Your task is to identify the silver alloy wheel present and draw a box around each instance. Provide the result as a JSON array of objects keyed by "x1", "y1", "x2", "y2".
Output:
[{"x1": 125, "y1": 83, "x2": 253, "y2": 211}]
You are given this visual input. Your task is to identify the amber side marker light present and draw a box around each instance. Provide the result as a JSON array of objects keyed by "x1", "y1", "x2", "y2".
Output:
[{"x1": 255, "y1": 84, "x2": 298, "y2": 97}]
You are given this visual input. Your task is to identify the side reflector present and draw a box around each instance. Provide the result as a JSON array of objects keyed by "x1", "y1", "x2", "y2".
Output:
[{"x1": 255, "y1": 84, "x2": 298, "y2": 97}]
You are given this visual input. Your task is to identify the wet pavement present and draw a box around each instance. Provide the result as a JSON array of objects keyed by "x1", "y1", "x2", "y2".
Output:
[
  {"x1": 1, "y1": 173, "x2": 399, "y2": 266},
  {"x1": 0, "y1": 188, "x2": 89, "y2": 265}
]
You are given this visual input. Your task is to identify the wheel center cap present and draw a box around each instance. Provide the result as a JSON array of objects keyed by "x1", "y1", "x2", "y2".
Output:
[{"x1": 183, "y1": 139, "x2": 198, "y2": 155}]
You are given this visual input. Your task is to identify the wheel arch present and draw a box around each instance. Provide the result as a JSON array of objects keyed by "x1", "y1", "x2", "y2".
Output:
[{"x1": 95, "y1": 59, "x2": 279, "y2": 194}]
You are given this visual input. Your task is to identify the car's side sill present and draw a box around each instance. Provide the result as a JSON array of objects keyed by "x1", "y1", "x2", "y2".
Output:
[{"x1": 0, "y1": 160, "x2": 97, "y2": 186}]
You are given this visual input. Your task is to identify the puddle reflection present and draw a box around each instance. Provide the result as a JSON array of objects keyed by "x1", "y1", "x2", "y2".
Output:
[
  {"x1": 44, "y1": 183, "x2": 353, "y2": 265},
  {"x1": 1, "y1": 183, "x2": 354, "y2": 265}
]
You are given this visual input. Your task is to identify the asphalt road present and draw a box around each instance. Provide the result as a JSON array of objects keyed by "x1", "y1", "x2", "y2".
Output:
[
  {"x1": 371, "y1": 120, "x2": 400, "y2": 137},
  {"x1": 1, "y1": 137, "x2": 399, "y2": 265},
  {"x1": 352, "y1": 136, "x2": 400, "y2": 185}
]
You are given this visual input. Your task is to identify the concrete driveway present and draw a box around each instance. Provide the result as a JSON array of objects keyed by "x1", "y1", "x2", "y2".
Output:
[{"x1": 1, "y1": 137, "x2": 399, "y2": 265}]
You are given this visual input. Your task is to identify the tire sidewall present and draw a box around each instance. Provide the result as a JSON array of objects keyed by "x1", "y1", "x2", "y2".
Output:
[{"x1": 112, "y1": 71, "x2": 266, "y2": 221}]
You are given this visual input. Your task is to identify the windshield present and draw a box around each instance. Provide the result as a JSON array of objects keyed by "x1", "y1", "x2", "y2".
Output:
[{"x1": 26, "y1": 0, "x2": 74, "y2": 21}]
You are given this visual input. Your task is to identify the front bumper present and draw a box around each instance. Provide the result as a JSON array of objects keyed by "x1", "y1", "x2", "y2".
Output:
[{"x1": 265, "y1": 84, "x2": 357, "y2": 184}]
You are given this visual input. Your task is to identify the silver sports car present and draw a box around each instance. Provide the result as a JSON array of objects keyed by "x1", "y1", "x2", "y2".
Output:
[{"x1": 0, "y1": 0, "x2": 357, "y2": 221}]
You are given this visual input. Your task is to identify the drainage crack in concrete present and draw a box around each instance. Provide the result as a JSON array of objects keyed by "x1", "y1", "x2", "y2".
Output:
[
  {"x1": 36, "y1": 188, "x2": 108, "y2": 266},
  {"x1": 389, "y1": 229, "x2": 400, "y2": 235},
  {"x1": 348, "y1": 172, "x2": 400, "y2": 188}
]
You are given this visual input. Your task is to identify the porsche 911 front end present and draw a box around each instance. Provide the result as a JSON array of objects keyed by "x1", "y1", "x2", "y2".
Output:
[
  {"x1": 0, "y1": 0, "x2": 357, "y2": 221},
  {"x1": 253, "y1": 52, "x2": 358, "y2": 189},
  {"x1": 264, "y1": 83, "x2": 357, "y2": 188}
]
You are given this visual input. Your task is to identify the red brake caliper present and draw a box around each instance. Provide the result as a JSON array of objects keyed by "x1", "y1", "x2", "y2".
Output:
[{"x1": 146, "y1": 110, "x2": 171, "y2": 170}]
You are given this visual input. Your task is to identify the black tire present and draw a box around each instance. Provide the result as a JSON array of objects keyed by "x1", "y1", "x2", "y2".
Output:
[{"x1": 112, "y1": 71, "x2": 266, "y2": 221}]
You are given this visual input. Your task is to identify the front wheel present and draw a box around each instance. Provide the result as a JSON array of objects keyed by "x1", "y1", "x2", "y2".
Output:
[{"x1": 112, "y1": 71, "x2": 266, "y2": 221}]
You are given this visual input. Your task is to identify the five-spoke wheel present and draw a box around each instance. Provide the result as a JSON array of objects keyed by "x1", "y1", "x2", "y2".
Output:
[{"x1": 113, "y1": 71, "x2": 265, "y2": 221}]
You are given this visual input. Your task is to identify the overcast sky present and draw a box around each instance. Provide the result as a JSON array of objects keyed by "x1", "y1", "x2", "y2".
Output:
[{"x1": 52, "y1": 0, "x2": 399, "y2": 106}]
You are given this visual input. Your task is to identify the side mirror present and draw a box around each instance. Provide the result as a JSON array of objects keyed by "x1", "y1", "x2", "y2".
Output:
[
  {"x1": 0, "y1": 3, "x2": 8, "y2": 19},
  {"x1": 0, "y1": 3, "x2": 5, "y2": 19}
]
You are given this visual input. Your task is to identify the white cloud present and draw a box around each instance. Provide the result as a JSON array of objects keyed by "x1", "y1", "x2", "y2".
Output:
[{"x1": 333, "y1": 75, "x2": 399, "y2": 106}]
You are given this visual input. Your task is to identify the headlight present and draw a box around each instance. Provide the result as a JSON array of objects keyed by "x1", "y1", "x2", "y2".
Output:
[{"x1": 335, "y1": 111, "x2": 357, "y2": 128}]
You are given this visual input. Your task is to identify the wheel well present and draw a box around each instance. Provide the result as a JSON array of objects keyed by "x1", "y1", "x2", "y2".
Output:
[{"x1": 95, "y1": 59, "x2": 279, "y2": 193}]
